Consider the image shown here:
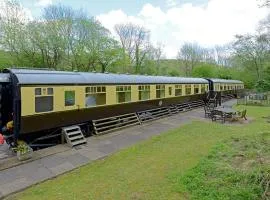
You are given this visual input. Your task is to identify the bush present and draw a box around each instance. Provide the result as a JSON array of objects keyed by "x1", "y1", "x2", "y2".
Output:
[{"x1": 255, "y1": 79, "x2": 270, "y2": 92}]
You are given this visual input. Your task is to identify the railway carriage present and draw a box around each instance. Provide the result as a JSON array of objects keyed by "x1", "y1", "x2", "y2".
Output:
[
  {"x1": 208, "y1": 78, "x2": 244, "y2": 95},
  {"x1": 0, "y1": 68, "x2": 244, "y2": 146}
]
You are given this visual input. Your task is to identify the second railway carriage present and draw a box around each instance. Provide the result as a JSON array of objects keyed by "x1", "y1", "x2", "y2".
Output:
[
  {"x1": 208, "y1": 78, "x2": 244, "y2": 95},
  {"x1": 206, "y1": 78, "x2": 244, "y2": 105}
]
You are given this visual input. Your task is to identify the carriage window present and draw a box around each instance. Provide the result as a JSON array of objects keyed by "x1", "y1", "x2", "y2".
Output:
[
  {"x1": 169, "y1": 87, "x2": 172, "y2": 96},
  {"x1": 85, "y1": 86, "x2": 106, "y2": 107},
  {"x1": 35, "y1": 87, "x2": 53, "y2": 113},
  {"x1": 185, "y1": 84, "x2": 192, "y2": 95},
  {"x1": 138, "y1": 85, "x2": 150, "y2": 101},
  {"x1": 35, "y1": 88, "x2": 41, "y2": 95},
  {"x1": 194, "y1": 85, "x2": 199, "y2": 94},
  {"x1": 201, "y1": 85, "x2": 206, "y2": 93},
  {"x1": 206, "y1": 85, "x2": 209, "y2": 91},
  {"x1": 116, "y1": 86, "x2": 131, "y2": 103},
  {"x1": 220, "y1": 85, "x2": 223, "y2": 90},
  {"x1": 175, "y1": 85, "x2": 182, "y2": 96},
  {"x1": 47, "y1": 88, "x2": 53, "y2": 95},
  {"x1": 224, "y1": 85, "x2": 227, "y2": 90},
  {"x1": 156, "y1": 85, "x2": 165, "y2": 98},
  {"x1": 65, "y1": 91, "x2": 75, "y2": 106},
  {"x1": 35, "y1": 96, "x2": 53, "y2": 113}
]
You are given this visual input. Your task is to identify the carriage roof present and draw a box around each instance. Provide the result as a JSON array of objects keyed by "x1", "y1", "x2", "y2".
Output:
[
  {"x1": 6, "y1": 69, "x2": 209, "y2": 85},
  {"x1": 209, "y1": 78, "x2": 243, "y2": 84}
]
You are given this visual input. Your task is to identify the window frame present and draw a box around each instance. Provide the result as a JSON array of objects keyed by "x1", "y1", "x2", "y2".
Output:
[
  {"x1": 85, "y1": 86, "x2": 106, "y2": 107},
  {"x1": 185, "y1": 84, "x2": 192, "y2": 95},
  {"x1": 34, "y1": 87, "x2": 54, "y2": 113},
  {"x1": 201, "y1": 84, "x2": 206, "y2": 93},
  {"x1": 138, "y1": 85, "x2": 150, "y2": 101},
  {"x1": 116, "y1": 85, "x2": 131, "y2": 103},
  {"x1": 168, "y1": 87, "x2": 172, "y2": 96},
  {"x1": 156, "y1": 84, "x2": 165, "y2": 99},
  {"x1": 194, "y1": 84, "x2": 200, "y2": 94},
  {"x1": 64, "y1": 90, "x2": 76, "y2": 107},
  {"x1": 175, "y1": 84, "x2": 182, "y2": 96}
]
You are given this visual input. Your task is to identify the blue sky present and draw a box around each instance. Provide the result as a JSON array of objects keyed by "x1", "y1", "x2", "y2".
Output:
[
  {"x1": 16, "y1": 0, "x2": 270, "y2": 58},
  {"x1": 20, "y1": 0, "x2": 207, "y2": 18}
]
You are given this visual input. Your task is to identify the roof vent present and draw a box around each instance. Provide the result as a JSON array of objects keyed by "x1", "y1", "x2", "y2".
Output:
[
  {"x1": 73, "y1": 70, "x2": 78, "y2": 72},
  {"x1": 105, "y1": 72, "x2": 109, "y2": 74},
  {"x1": 126, "y1": 73, "x2": 129, "y2": 75},
  {"x1": 92, "y1": 71, "x2": 96, "y2": 73}
]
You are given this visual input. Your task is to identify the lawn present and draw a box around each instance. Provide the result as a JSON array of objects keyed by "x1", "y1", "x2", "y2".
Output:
[{"x1": 6, "y1": 106, "x2": 270, "y2": 200}]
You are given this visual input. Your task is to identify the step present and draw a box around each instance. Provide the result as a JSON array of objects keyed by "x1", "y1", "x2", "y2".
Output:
[
  {"x1": 62, "y1": 125, "x2": 86, "y2": 147},
  {"x1": 92, "y1": 112, "x2": 140, "y2": 135},
  {"x1": 66, "y1": 130, "x2": 82, "y2": 136},
  {"x1": 69, "y1": 135, "x2": 84, "y2": 141},
  {"x1": 70, "y1": 139, "x2": 87, "y2": 146}
]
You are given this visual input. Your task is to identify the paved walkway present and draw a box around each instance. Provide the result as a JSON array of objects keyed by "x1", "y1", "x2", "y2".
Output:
[{"x1": 0, "y1": 100, "x2": 236, "y2": 199}]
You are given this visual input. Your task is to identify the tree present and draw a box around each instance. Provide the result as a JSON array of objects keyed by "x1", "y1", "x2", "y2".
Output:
[
  {"x1": 192, "y1": 64, "x2": 216, "y2": 78},
  {"x1": 233, "y1": 34, "x2": 269, "y2": 80},
  {"x1": 114, "y1": 23, "x2": 135, "y2": 63},
  {"x1": 41, "y1": 4, "x2": 80, "y2": 69},
  {"x1": 214, "y1": 45, "x2": 231, "y2": 66},
  {"x1": 97, "y1": 38, "x2": 123, "y2": 73},
  {"x1": 177, "y1": 42, "x2": 202, "y2": 76},
  {"x1": 114, "y1": 23, "x2": 151, "y2": 73},
  {"x1": 147, "y1": 43, "x2": 164, "y2": 74},
  {"x1": 0, "y1": 0, "x2": 32, "y2": 65},
  {"x1": 259, "y1": 0, "x2": 270, "y2": 7}
]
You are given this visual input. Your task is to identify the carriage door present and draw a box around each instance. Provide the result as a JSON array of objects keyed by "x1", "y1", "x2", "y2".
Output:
[{"x1": 0, "y1": 74, "x2": 12, "y2": 129}]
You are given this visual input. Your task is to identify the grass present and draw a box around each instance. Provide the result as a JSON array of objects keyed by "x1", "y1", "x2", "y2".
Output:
[
  {"x1": 177, "y1": 132, "x2": 270, "y2": 200},
  {"x1": 6, "y1": 106, "x2": 270, "y2": 200}
]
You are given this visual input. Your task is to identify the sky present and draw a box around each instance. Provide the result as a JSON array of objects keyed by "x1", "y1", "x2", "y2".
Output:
[{"x1": 10, "y1": 0, "x2": 270, "y2": 58}]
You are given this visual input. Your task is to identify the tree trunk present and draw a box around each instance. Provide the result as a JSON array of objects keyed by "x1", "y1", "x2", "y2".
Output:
[{"x1": 135, "y1": 44, "x2": 139, "y2": 73}]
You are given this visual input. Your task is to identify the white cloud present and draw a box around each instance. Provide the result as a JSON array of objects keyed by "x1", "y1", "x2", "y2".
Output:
[
  {"x1": 166, "y1": 0, "x2": 178, "y2": 7},
  {"x1": 35, "y1": 0, "x2": 53, "y2": 7},
  {"x1": 97, "y1": 9, "x2": 145, "y2": 35},
  {"x1": 97, "y1": 0, "x2": 269, "y2": 58},
  {"x1": 0, "y1": 1, "x2": 33, "y2": 22}
]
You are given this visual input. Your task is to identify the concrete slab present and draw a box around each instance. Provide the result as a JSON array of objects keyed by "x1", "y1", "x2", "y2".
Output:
[
  {"x1": 0, "y1": 177, "x2": 32, "y2": 197},
  {"x1": 40, "y1": 154, "x2": 67, "y2": 169},
  {"x1": 64, "y1": 153, "x2": 89, "y2": 167},
  {"x1": 76, "y1": 148, "x2": 107, "y2": 161},
  {"x1": 23, "y1": 165, "x2": 54, "y2": 183},
  {"x1": 50, "y1": 162, "x2": 75, "y2": 176}
]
